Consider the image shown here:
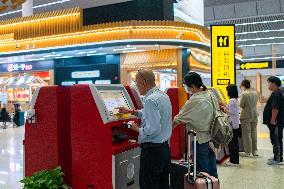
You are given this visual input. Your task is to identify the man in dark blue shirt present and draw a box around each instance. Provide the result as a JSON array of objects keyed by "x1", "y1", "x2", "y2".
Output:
[{"x1": 263, "y1": 76, "x2": 284, "y2": 165}]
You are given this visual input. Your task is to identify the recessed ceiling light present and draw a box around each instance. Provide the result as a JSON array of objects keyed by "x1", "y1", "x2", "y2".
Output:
[
  {"x1": 43, "y1": 54, "x2": 62, "y2": 58},
  {"x1": 56, "y1": 56, "x2": 73, "y2": 59},
  {"x1": 122, "y1": 50, "x2": 145, "y2": 53},
  {"x1": 88, "y1": 50, "x2": 97, "y2": 54},
  {"x1": 29, "y1": 58, "x2": 45, "y2": 61},
  {"x1": 113, "y1": 47, "x2": 137, "y2": 52},
  {"x1": 87, "y1": 53, "x2": 107, "y2": 56},
  {"x1": 76, "y1": 51, "x2": 89, "y2": 55}
]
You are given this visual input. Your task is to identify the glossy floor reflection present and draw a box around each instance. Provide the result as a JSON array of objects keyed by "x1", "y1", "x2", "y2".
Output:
[
  {"x1": 0, "y1": 126, "x2": 24, "y2": 189},
  {"x1": 218, "y1": 107, "x2": 284, "y2": 189},
  {"x1": 1, "y1": 109, "x2": 284, "y2": 189}
]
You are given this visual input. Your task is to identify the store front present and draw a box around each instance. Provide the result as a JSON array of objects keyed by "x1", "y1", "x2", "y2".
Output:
[
  {"x1": 0, "y1": 61, "x2": 54, "y2": 111},
  {"x1": 54, "y1": 55, "x2": 120, "y2": 86},
  {"x1": 0, "y1": 7, "x2": 243, "y2": 95},
  {"x1": 120, "y1": 49, "x2": 183, "y2": 91}
]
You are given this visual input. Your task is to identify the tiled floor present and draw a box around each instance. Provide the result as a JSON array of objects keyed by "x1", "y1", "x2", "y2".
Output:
[
  {"x1": 0, "y1": 125, "x2": 23, "y2": 189},
  {"x1": 218, "y1": 107, "x2": 284, "y2": 189},
  {"x1": 0, "y1": 109, "x2": 283, "y2": 189}
]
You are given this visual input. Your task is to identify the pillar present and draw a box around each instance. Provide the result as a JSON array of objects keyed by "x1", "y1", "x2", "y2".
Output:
[{"x1": 22, "y1": 0, "x2": 33, "y2": 17}]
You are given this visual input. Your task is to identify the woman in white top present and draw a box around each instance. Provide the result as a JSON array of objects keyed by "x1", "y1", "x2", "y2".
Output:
[{"x1": 224, "y1": 84, "x2": 240, "y2": 166}]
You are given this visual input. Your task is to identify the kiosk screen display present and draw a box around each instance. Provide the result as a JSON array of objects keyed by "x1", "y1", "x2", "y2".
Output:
[{"x1": 99, "y1": 90, "x2": 130, "y2": 116}]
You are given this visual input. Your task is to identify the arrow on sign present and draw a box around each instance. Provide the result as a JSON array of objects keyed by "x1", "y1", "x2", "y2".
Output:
[
  {"x1": 241, "y1": 64, "x2": 246, "y2": 69},
  {"x1": 240, "y1": 62, "x2": 269, "y2": 70}
]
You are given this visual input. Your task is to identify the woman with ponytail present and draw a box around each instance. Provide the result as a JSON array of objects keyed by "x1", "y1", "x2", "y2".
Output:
[{"x1": 173, "y1": 72, "x2": 219, "y2": 178}]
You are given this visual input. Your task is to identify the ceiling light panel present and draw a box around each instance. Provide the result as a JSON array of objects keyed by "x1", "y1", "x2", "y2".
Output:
[{"x1": 113, "y1": 47, "x2": 137, "y2": 52}]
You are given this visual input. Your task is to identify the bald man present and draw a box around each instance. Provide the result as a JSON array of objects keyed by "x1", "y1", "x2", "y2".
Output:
[{"x1": 118, "y1": 68, "x2": 172, "y2": 189}]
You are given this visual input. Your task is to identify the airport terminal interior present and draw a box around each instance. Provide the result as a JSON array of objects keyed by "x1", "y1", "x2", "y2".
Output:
[{"x1": 0, "y1": 0, "x2": 283, "y2": 188}]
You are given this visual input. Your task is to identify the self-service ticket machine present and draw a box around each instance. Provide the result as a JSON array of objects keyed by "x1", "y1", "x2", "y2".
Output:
[
  {"x1": 70, "y1": 84, "x2": 140, "y2": 189},
  {"x1": 166, "y1": 88, "x2": 184, "y2": 159},
  {"x1": 125, "y1": 86, "x2": 188, "y2": 160},
  {"x1": 24, "y1": 86, "x2": 72, "y2": 185}
]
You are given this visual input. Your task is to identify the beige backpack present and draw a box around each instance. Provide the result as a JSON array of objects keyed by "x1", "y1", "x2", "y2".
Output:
[{"x1": 209, "y1": 92, "x2": 233, "y2": 146}]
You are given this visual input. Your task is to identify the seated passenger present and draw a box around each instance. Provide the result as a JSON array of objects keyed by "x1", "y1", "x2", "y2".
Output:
[
  {"x1": 13, "y1": 103, "x2": 23, "y2": 127},
  {"x1": 0, "y1": 107, "x2": 11, "y2": 129}
]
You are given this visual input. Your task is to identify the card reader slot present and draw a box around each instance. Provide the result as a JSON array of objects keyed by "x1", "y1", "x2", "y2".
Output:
[{"x1": 127, "y1": 180, "x2": 135, "y2": 187}]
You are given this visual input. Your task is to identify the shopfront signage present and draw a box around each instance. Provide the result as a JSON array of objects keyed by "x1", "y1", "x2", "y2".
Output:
[
  {"x1": 0, "y1": 60, "x2": 54, "y2": 73},
  {"x1": 71, "y1": 70, "x2": 100, "y2": 79},
  {"x1": 95, "y1": 80, "x2": 111, "y2": 84},
  {"x1": 7, "y1": 64, "x2": 33, "y2": 72},
  {"x1": 211, "y1": 25, "x2": 236, "y2": 87},
  {"x1": 240, "y1": 62, "x2": 270, "y2": 70},
  {"x1": 78, "y1": 80, "x2": 93, "y2": 84},
  {"x1": 61, "y1": 81, "x2": 76, "y2": 86}
]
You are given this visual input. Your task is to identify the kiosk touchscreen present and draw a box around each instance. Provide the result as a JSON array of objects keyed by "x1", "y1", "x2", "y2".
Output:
[
  {"x1": 90, "y1": 85, "x2": 136, "y2": 124},
  {"x1": 99, "y1": 91, "x2": 130, "y2": 115}
]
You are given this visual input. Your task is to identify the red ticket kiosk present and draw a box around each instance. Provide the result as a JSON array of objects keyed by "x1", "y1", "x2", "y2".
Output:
[
  {"x1": 24, "y1": 86, "x2": 72, "y2": 185},
  {"x1": 70, "y1": 84, "x2": 140, "y2": 189},
  {"x1": 125, "y1": 86, "x2": 188, "y2": 160}
]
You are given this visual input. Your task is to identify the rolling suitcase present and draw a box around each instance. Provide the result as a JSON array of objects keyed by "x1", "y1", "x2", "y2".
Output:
[
  {"x1": 171, "y1": 127, "x2": 192, "y2": 189},
  {"x1": 171, "y1": 160, "x2": 191, "y2": 189},
  {"x1": 184, "y1": 130, "x2": 220, "y2": 189}
]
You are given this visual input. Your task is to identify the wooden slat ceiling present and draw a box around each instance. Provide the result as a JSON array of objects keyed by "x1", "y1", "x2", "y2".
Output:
[{"x1": 0, "y1": 0, "x2": 26, "y2": 12}]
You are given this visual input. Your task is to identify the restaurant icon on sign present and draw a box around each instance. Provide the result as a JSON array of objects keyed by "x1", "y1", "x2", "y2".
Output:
[{"x1": 217, "y1": 36, "x2": 229, "y2": 47}]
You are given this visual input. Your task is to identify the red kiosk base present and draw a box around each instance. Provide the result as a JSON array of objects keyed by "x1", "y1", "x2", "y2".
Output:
[
  {"x1": 70, "y1": 85, "x2": 140, "y2": 189},
  {"x1": 166, "y1": 88, "x2": 188, "y2": 160},
  {"x1": 24, "y1": 86, "x2": 72, "y2": 186}
]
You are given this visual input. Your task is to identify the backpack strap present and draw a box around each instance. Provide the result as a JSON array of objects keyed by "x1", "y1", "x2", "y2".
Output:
[{"x1": 208, "y1": 91, "x2": 218, "y2": 111}]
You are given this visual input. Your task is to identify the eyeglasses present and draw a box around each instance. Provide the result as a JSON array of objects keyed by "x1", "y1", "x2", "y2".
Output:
[{"x1": 137, "y1": 69, "x2": 147, "y2": 83}]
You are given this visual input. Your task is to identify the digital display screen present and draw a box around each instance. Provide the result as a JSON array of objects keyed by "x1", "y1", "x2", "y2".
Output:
[
  {"x1": 99, "y1": 90, "x2": 130, "y2": 116},
  {"x1": 78, "y1": 80, "x2": 93, "y2": 84}
]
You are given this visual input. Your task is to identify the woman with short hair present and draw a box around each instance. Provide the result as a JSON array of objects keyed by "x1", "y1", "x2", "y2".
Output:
[
  {"x1": 225, "y1": 84, "x2": 240, "y2": 166},
  {"x1": 240, "y1": 79, "x2": 259, "y2": 157}
]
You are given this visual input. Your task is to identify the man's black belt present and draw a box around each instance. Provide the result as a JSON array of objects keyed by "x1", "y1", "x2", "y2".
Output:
[{"x1": 140, "y1": 141, "x2": 168, "y2": 149}]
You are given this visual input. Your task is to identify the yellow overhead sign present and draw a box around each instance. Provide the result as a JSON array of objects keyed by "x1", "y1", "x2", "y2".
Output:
[
  {"x1": 240, "y1": 62, "x2": 270, "y2": 70},
  {"x1": 211, "y1": 25, "x2": 236, "y2": 87}
]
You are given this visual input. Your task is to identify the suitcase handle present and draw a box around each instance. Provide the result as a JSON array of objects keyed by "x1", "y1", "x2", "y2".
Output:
[
  {"x1": 188, "y1": 130, "x2": 196, "y2": 136},
  {"x1": 187, "y1": 130, "x2": 197, "y2": 181}
]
